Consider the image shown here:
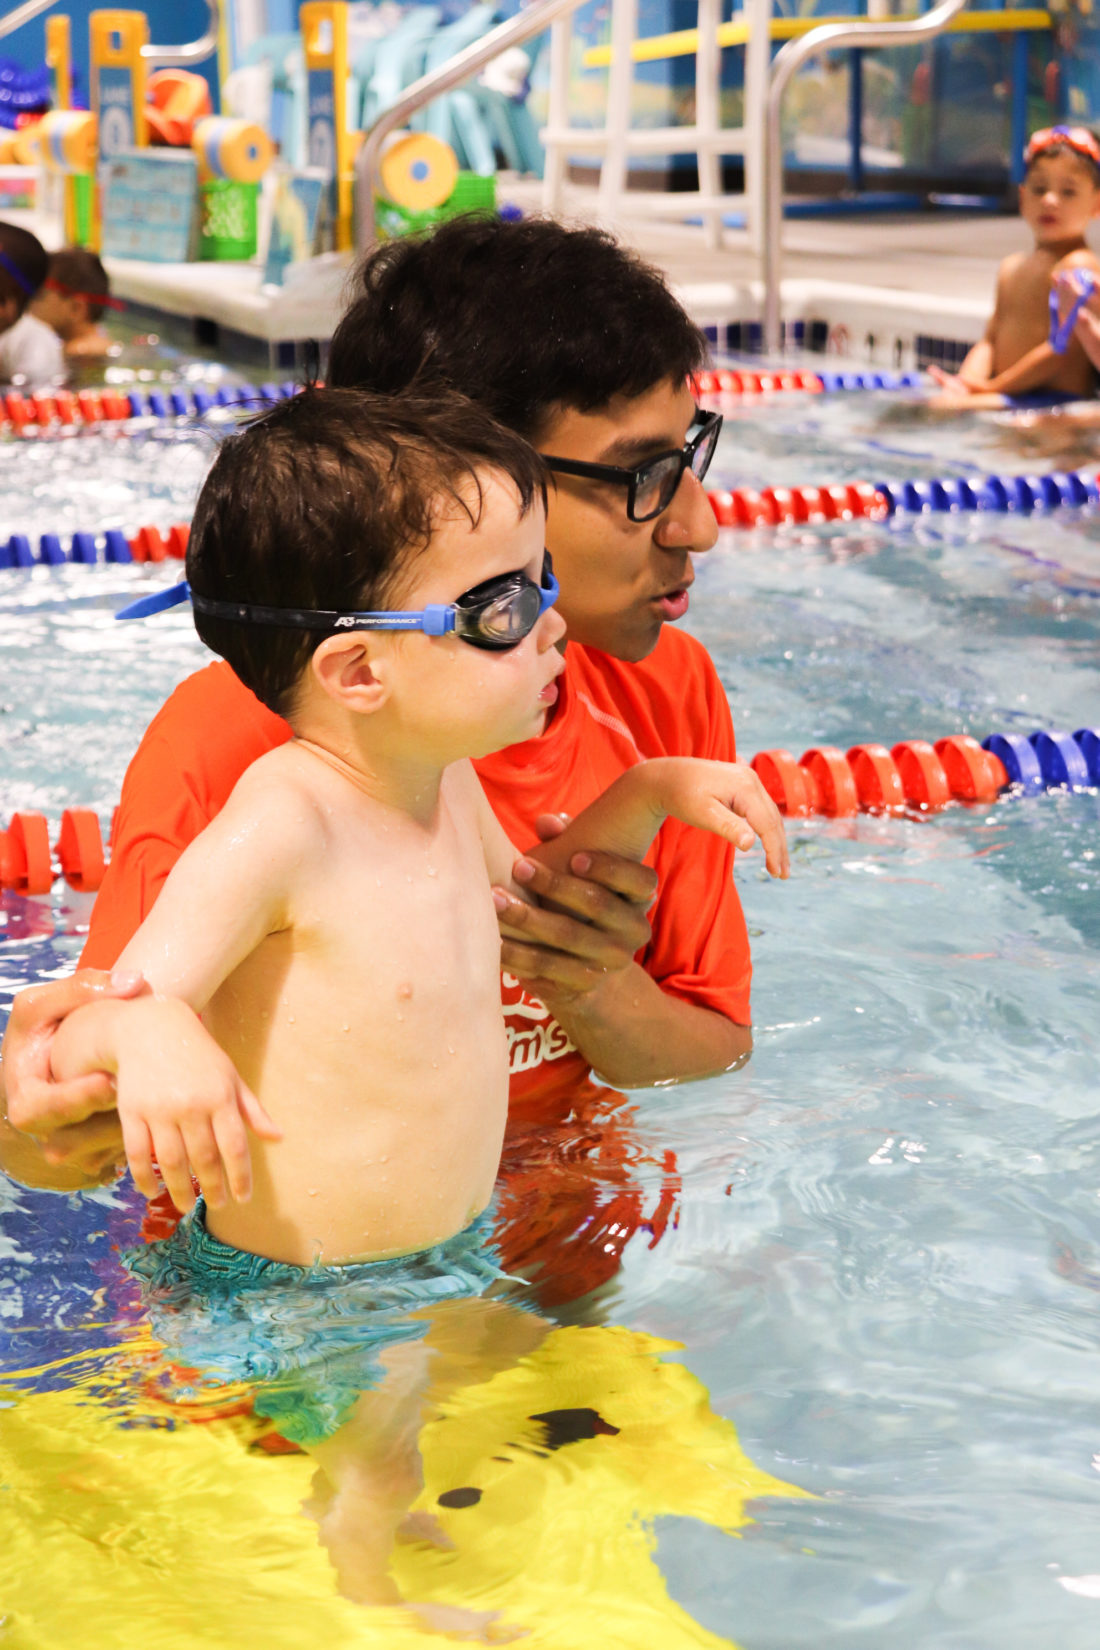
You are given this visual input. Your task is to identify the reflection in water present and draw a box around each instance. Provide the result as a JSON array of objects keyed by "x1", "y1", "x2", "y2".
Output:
[{"x1": 0, "y1": 1316, "x2": 806, "y2": 1647}]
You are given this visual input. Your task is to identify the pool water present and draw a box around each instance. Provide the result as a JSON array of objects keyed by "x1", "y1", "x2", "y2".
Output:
[{"x1": 1, "y1": 389, "x2": 1099, "y2": 1648}]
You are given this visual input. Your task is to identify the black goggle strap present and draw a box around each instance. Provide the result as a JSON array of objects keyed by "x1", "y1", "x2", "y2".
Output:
[{"x1": 115, "y1": 555, "x2": 559, "y2": 635}]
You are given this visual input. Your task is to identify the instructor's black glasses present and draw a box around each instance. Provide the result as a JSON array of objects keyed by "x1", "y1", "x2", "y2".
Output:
[{"x1": 542, "y1": 409, "x2": 723, "y2": 523}]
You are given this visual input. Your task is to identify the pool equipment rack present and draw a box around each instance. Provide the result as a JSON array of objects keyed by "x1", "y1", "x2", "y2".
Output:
[{"x1": 2, "y1": 729, "x2": 1095, "y2": 900}]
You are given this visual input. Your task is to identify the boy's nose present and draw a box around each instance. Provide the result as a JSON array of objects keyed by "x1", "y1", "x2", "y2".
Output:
[
  {"x1": 539, "y1": 605, "x2": 568, "y2": 648},
  {"x1": 653, "y1": 468, "x2": 719, "y2": 556}
]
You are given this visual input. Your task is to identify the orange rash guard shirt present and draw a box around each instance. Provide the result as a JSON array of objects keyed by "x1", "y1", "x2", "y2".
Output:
[{"x1": 81, "y1": 626, "x2": 751, "y2": 1115}]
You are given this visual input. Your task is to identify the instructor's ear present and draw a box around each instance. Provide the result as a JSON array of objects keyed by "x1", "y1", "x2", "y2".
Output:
[{"x1": 310, "y1": 634, "x2": 391, "y2": 714}]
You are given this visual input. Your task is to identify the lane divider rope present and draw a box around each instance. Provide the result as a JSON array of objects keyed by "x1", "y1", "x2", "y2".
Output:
[
  {"x1": 0, "y1": 523, "x2": 190, "y2": 568},
  {"x1": 705, "y1": 468, "x2": 1100, "y2": 525},
  {"x1": 0, "y1": 382, "x2": 299, "y2": 434},
  {"x1": 4, "y1": 729, "x2": 1095, "y2": 898},
  {"x1": 690, "y1": 369, "x2": 923, "y2": 396}
]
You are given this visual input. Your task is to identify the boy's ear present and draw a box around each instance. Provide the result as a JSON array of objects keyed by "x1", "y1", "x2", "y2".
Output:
[
  {"x1": 0, "y1": 293, "x2": 18, "y2": 330},
  {"x1": 310, "y1": 633, "x2": 392, "y2": 712}
]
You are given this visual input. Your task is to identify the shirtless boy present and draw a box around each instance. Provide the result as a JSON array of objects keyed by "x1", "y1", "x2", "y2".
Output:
[
  {"x1": 49, "y1": 388, "x2": 788, "y2": 1268},
  {"x1": 930, "y1": 125, "x2": 1100, "y2": 404}
]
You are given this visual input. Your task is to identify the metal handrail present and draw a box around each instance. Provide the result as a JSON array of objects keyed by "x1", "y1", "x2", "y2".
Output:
[
  {"x1": 355, "y1": 0, "x2": 585, "y2": 251},
  {"x1": 0, "y1": 0, "x2": 53, "y2": 41},
  {"x1": 762, "y1": 0, "x2": 967, "y2": 354},
  {"x1": 0, "y1": 0, "x2": 217, "y2": 65},
  {"x1": 143, "y1": 0, "x2": 219, "y2": 69}
]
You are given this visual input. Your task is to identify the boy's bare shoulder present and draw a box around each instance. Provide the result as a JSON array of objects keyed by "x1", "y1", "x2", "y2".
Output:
[
  {"x1": 1053, "y1": 246, "x2": 1100, "y2": 275},
  {"x1": 219, "y1": 742, "x2": 334, "y2": 850}
]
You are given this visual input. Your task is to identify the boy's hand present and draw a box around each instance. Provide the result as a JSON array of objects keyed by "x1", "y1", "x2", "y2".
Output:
[
  {"x1": 650, "y1": 758, "x2": 790, "y2": 879},
  {"x1": 109, "y1": 997, "x2": 281, "y2": 1214}
]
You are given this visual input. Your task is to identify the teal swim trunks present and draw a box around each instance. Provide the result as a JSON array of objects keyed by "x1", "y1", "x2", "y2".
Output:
[{"x1": 124, "y1": 1201, "x2": 517, "y2": 1445}]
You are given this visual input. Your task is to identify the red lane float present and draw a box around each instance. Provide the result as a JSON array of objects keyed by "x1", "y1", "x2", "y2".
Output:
[
  {"x1": 0, "y1": 808, "x2": 107, "y2": 894},
  {"x1": 751, "y1": 733, "x2": 1017, "y2": 817},
  {"x1": 706, "y1": 483, "x2": 889, "y2": 527}
]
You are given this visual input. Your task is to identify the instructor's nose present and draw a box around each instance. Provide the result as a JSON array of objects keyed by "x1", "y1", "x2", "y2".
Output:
[{"x1": 653, "y1": 468, "x2": 719, "y2": 556}]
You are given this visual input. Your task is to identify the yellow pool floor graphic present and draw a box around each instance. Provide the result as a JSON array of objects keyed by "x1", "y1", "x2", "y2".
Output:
[{"x1": 0, "y1": 1325, "x2": 809, "y2": 1648}]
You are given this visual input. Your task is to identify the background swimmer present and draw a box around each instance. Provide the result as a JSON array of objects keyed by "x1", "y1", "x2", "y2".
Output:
[{"x1": 929, "y1": 125, "x2": 1100, "y2": 406}]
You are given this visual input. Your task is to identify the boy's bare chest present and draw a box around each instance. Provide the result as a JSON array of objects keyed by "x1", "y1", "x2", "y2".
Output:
[{"x1": 287, "y1": 798, "x2": 500, "y2": 1006}]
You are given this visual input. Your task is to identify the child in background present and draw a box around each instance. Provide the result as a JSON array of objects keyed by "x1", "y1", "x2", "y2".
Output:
[
  {"x1": 48, "y1": 387, "x2": 786, "y2": 1616},
  {"x1": 32, "y1": 246, "x2": 115, "y2": 358},
  {"x1": 930, "y1": 126, "x2": 1100, "y2": 404},
  {"x1": 0, "y1": 221, "x2": 64, "y2": 385}
]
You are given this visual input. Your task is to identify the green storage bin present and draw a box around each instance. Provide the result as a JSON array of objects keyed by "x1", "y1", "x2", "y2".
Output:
[
  {"x1": 376, "y1": 171, "x2": 496, "y2": 241},
  {"x1": 200, "y1": 179, "x2": 259, "y2": 261}
]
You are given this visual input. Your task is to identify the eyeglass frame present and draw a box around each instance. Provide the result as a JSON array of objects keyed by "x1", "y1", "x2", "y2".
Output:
[{"x1": 540, "y1": 408, "x2": 723, "y2": 523}]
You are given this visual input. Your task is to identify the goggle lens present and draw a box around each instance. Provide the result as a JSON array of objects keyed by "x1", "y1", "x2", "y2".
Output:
[{"x1": 454, "y1": 553, "x2": 557, "y2": 650}]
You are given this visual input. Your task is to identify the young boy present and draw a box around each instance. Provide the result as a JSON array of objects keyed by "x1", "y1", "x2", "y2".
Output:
[
  {"x1": 45, "y1": 387, "x2": 785, "y2": 1621},
  {"x1": 31, "y1": 245, "x2": 115, "y2": 358},
  {"x1": 50, "y1": 387, "x2": 787, "y2": 1274},
  {"x1": 0, "y1": 221, "x2": 64, "y2": 385},
  {"x1": 929, "y1": 125, "x2": 1100, "y2": 404}
]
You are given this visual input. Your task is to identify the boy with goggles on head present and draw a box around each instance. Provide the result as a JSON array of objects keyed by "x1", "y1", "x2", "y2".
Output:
[
  {"x1": 930, "y1": 125, "x2": 1100, "y2": 404},
  {"x1": 48, "y1": 387, "x2": 787, "y2": 1275}
]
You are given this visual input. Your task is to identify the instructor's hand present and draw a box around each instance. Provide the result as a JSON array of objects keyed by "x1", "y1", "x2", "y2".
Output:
[
  {"x1": 1, "y1": 969, "x2": 146, "y2": 1182},
  {"x1": 492, "y1": 813, "x2": 657, "y2": 1001}
]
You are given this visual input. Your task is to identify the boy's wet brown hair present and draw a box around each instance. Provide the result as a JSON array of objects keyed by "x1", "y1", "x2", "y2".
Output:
[{"x1": 187, "y1": 385, "x2": 547, "y2": 717}]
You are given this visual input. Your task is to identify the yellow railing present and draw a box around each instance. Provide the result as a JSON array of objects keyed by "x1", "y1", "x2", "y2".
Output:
[{"x1": 582, "y1": 7, "x2": 1049, "y2": 67}]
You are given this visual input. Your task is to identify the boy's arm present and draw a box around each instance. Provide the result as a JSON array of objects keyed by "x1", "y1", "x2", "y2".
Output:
[
  {"x1": 470, "y1": 758, "x2": 788, "y2": 1087},
  {"x1": 50, "y1": 765, "x2": 303, "y2": 1210}
]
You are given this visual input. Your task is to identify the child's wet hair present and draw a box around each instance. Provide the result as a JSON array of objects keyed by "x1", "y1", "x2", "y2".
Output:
[
  {"x1": 187, "y1": 386, "x2": 547, "y2": 717},
  {"x1": 0, "y1": 221, "x2": 49, "y2": 313},
  {"x1": 45, "y1": 246, "x2": 112, "y2": 320},
  {"x1": 328, "y1": 215, "x2": 709, "y2": 441}
]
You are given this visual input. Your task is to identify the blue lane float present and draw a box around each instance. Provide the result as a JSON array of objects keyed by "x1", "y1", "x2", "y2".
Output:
[
  {"x1": 873, "y1": 470, "x2": 1100, "y2": 515},
  {"x1": 816, "y1": 370, "x2": 923, "y2": 392},
  {"x1": 983, "y1": 729, "x2": 1100, "y2": 794}
]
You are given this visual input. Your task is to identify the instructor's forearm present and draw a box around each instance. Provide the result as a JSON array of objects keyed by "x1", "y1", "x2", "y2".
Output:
[{"x1": 543, "y1": 962, "x2": 751, "y2": 1089}]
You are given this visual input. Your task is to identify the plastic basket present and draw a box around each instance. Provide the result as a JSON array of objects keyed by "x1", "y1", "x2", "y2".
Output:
[{"x1": 200, "y1": 179, "x2": 259, "y2": 260}]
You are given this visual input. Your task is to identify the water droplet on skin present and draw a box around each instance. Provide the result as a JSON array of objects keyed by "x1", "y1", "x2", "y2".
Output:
[
  {"x1": 288, "y1": 1015, "x2": 295, "y2": 1024},
  {"x1": 427, "y1": 866, "x2": 438, "y2": 877},
  {"x1": 379, "y1": 1155, "x2": 389, "y2": 1164},
  {"x1": 342, "y1": 1024, "x2": 350, "y2": 1033},
  {"x1": 447, "y1": 1046, "x2": 455, "y2": 1055},
  {"x1": 307, "y1": 1188, "x2": 318, "y2": 1197},
  {"x1": 397, "y1": 982, "x2": 412, "y2": 1000}
]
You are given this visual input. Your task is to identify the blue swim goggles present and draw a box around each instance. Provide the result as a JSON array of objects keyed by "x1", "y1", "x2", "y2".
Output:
[{"x1": 116, "y1": 551, "x2": 559, "y2": 652}]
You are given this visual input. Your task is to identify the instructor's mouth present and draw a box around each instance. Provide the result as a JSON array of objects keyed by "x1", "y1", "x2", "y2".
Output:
[{"x1": 654, "y1": 587, "x2": 691, "y2": 621}]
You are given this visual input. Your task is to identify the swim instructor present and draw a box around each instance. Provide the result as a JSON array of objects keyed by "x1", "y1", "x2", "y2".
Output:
[{"x1": 1, "y1": 217, "x2": 761, "y2": 1191}]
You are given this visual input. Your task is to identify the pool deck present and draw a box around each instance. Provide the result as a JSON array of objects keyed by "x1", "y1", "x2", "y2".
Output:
[{"x1": 13, "y1": 179, "x2": 1032, "y2": 363}]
